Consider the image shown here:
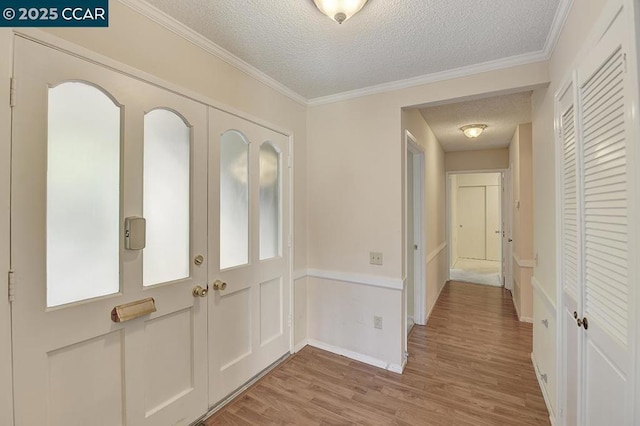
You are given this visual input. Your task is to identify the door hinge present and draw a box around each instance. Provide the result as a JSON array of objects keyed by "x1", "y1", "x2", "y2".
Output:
[
  {"x1": 288, "y1": 314, "x2": 292, "y2": 329},
  {"x1": 9, "y1": 77, "x2": 16, "y2": 108},
  {"x1": 287, "y1": 156, "x2": 292, "y2": 169},
  {"x1": 623, "y1": 52, "x2": 628, "y2": 74},
  {"x1": 288, "y1": 235, "x2": 292, "y2": 248},
  {"x1": 8, "y1": 270, "x2": 15, "y2": 302}
]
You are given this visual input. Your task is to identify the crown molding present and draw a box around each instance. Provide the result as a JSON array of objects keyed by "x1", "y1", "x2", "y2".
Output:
[
  {"x1": 119, "y1": 0, "x2": 573, "y2": 108},
  {"x1": 542, "y1": 0, "x2": 574, "y2": 59},
  {"x1": 118, "y1": 0, "x2": 308, "y2": 106},
  {"x1": 307, "y1": 51, "x2": 549, "y2": 106}
]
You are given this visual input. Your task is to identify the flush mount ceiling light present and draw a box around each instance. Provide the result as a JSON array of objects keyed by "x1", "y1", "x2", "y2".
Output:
[
  {"x1": 460, "y1": 124, "x2": 488, "y2": 139},
  {"x1": 313, "y1": 0, "x2": 369, "y2": 24}
]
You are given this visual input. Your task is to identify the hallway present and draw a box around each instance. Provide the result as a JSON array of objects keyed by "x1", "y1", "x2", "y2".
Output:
[
  {"x1": 450, "y1": 258, "x2": 502, "y2": 287},
  {"x1": 206, "y1": 281, "x2": 549, "y2": 425}
]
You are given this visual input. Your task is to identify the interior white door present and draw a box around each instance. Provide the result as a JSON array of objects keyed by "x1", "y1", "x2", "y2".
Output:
[
  {"x1": 576, "y1": 7, "x2": 635, "y2": 425},
  {"x1": 407, "y1": 150, "x2": 415, "y2": 331},
  {"x1": 485, "y1": 185, "x2": 501, "y2": 261},
  {"x1": 557, "y1": 78, "x2": 580, "y2": 425},
  {"x1": 10, "y1": 37, "x2": 208, "y2": 426},
  {"x1": 457, "y1": 186, "x2": 486, "y2": 259},
  {"x1": 208, "y1": 108, "x2": 291, "y2": 406},
  {"x1": 502, "y1": 170, "x2": 513, "y2": 290}
]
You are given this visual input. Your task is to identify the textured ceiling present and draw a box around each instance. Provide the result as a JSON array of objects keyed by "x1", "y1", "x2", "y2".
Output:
[
  {"x1": 143, "y1": 0, "x2": 561, "y2": 100},
  {"x1": 419, "y1": 92, "x2": 532, "y2": 152}
]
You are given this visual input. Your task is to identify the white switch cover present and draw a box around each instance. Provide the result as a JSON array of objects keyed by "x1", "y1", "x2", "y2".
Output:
[{"x1": 370, "y1": 252, "x2": 383, "y2": 265}]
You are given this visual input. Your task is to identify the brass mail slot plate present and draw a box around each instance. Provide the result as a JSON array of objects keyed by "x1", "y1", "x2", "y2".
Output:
[{"x1": 111, "y1": 298, "x2": 156, "y2": 323}]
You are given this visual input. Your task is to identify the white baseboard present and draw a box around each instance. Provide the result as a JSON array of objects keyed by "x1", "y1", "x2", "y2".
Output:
[
  {"x1": 531, "y1": 353, "x2": 556, "y2": 426},
  {"x1": 294, "y1": 339, "x2": 308, "y2": 353},
  {"x1": 307, "y1": 339, "x2": 403, "y2": 374},
  {"x1": 511, "y1": 290, "x2": 533, "y2": 323},
  {"x1": 425, "y1": 279, "x2": 448, "y2": 323}
]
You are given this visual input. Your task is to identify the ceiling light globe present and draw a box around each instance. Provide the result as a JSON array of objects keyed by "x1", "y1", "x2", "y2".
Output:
[
  {"x1": 460, "y1": 124, "x2": 487, "y2": 139},
  {"x1": 313, "y1": 0, "x2": 369, "y2": 24}
]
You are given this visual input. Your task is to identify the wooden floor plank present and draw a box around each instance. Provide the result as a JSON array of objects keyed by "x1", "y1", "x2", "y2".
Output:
[{"x1": 205, "y1": 281, "x2": 550, "y2": 425}]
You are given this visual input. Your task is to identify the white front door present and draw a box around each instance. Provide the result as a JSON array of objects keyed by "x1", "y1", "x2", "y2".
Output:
[
  {"x1": 457, "y1": 186, "x2": 486, "y2": 259},
  {"x1": 11, "y1": 37, "x2": 208, "y2": 426},
  {"x1": 208, "y1": 108, "x2": 291, "y2": 406}
]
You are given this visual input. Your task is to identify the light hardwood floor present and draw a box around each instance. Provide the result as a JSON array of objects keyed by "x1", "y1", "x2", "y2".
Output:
[{"x1": 205, "y1": 281, "x2": 550, "y2": 425}]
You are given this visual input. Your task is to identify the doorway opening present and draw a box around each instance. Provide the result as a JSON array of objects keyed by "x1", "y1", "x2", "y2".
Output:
[
  {"x1": 405, "y1": 131, "x2": 426, "y2": 337},
  {"x1": 448, "y1": 172, "x2": 504, "y2": 287}
]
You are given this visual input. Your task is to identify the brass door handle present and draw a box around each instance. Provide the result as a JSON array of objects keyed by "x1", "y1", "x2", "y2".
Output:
[
  {"x1": 213, "y1": 280, "x2": 227, "y2": 291},
  {"x1": 192, "y1": 285, "x2": 208, "y2": 298}
]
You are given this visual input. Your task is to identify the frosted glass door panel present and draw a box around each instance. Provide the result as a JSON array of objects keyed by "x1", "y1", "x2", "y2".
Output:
[
  {"x1": 47, "y1": 82, "x2": 120, "y2": 307},
  {"x1": 259, "y1": 143, "x2": 281, "y2": 260},
  {"x1": 220, "y1": 131, "x2": 249, "y2": 269},
  {"x1": 143, "y1": 109, "x2": 191, "y2": 286}
]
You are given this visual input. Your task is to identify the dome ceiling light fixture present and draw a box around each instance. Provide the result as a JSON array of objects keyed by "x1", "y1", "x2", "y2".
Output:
[
  {"x1": 313, "y1": 0, "x2": 369, "y2": 24},
  {"x1": 460, "y1": 124, "x2": 488, "y2": 139}
]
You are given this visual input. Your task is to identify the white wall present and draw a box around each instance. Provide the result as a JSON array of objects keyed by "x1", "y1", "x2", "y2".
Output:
[
  {"x1": 306, "y1": 61, "x2": 548, "y2": 368},
  {"x1": 509, "y1": 123, "x2": 534, "y2": 320},
  {"x1": 445, "y1": 148, "x2": 509, "y2": 171},
  {"x1": 0, "y1": 28, "x2": 13, "y2": 426},
  {"x1": 457, "y1": 173, "x2": 501, "y2": 187}
]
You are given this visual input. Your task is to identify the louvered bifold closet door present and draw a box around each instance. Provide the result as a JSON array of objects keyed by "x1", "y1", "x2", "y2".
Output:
[
  {"x1": 562, "y1": 103, "x2": 579, "y2": 300},
  {"x1": 576, "y1": 7, "x2": 635, "y2": 425},
  {"x1": 557, "y1": 79, "x2": 582, "y2": 425}
]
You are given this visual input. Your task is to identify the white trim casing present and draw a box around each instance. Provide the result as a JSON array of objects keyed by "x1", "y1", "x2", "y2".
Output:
[
  {"x1": 532, "y1": 353, "x2": 557, "y2": 426},
  {"x1": 513, "y1": 253, "x2": 535, "y2": 268},
  {"x1": 512, "y1": 290, "x2": 534, "y2": 323},
  {"x1": 426, "y1": 241, "x2": 447, "y2": 264},
  {"x1": 305, "y1": 269, "x2": 404, "y2": 291},
  {"x1": 306, "y1": 339, "x2": 404, "y2": 374},
  {"x1": 532, "y1": 276, "x2": 557, "y2": 313}
]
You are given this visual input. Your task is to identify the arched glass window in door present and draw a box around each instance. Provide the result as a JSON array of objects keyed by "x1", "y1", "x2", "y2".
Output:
[
  {"x1": 259, "y1": 142, "x2": 281, "y2": 260},
  {"x1": 220, "y1": 130, "x2": 249, "y2": 269},
  {"x1": 143, "y1": 109, "x2": 191, "y2": 286},
  {"x1": 47, "y1": 82, "x2": 120, "y2": 307}
]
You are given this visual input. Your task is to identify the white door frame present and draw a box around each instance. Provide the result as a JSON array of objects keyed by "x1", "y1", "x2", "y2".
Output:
[
  {"x1": 503, "y1": 166, "x2": 513, "y2": 291},
  {"x1": 445, "y1": 169, "x2": 508, "y2": 286},
  {"x1": 404, "y1": 131, "x2": 426, "y2": 328}
]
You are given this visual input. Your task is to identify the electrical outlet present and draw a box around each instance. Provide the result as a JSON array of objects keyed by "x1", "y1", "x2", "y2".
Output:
[
  {"x1": 370, "y1": 252, "x2": 383, "y2": 265},
  {"x1": 374, "y1": 316, "x2": 383, "y2": 329}
]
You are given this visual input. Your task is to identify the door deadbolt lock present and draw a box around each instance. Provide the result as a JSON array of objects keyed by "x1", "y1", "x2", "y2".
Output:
[
  {"x1": 192, "y1": 285, "x2": 208, "y2": 298},
  {"x1": 194, "y1": 255, "x2": 204, "y2": 266},
  {"x1": 213, "y1": 280, "x2": 227, "y2": 291}
]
